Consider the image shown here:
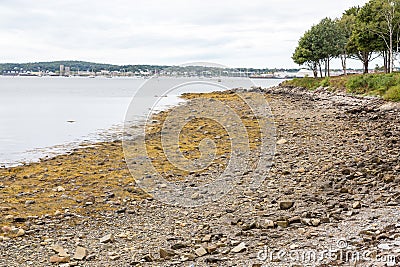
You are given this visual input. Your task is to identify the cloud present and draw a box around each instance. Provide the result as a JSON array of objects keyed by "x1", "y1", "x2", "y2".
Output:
[{"x1": 0, "y1": 0, "x2": 370, "y2": 68}]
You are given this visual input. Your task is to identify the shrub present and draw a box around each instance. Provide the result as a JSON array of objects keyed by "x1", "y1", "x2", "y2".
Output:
[
  {"x1": 384, "y1": 85, "x2": 400, "y2": 101},
  {"x1": 319, "y1": 77, "x2": 330, "y2": 87}
]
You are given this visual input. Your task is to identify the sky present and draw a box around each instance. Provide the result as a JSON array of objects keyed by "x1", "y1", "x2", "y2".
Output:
[{"x1": 0, "y1": 0, "x2": 371, "y2": 69}]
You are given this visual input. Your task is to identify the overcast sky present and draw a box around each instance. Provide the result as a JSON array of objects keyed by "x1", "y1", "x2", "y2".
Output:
[{"x1": 0, "y1": 0, "x2": 370, "y2": 68}]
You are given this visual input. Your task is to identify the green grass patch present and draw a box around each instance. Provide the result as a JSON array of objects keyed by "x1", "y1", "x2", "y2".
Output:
[
  {"x1": 281, "y1": 77, "x2": 324, "y2": 90},
  {"x1": 283, "y1": 73, "x2": 400, "y2": 102}
]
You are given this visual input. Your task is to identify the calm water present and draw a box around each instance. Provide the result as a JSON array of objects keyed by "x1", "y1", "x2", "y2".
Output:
[{"x1": 0, "y1": 76, "x2": 281, "y2": 167}]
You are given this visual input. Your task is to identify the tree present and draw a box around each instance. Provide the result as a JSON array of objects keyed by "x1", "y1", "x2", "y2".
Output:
[
  {"x1": 292, "y1": 18, "x2": 346, "y2": 77},
  {"x1": 339, "y1": 7, "x2": 359, "y2": 75},
  {"x1": 292, "y1": 30, "x2": 319, "y2": 78},
  {"x1": 347, "y1": 3, "x2": 385, "y2": 73},
  {"x1": 366, "y1": 0, "x2": 400, "y2": 73}
]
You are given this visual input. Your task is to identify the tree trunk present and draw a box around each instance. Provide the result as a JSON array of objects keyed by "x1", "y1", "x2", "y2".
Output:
[
  {"x1": 383, "y1": 50, "x2": 388, "y2": 73},
  {"x1": 390, "y1": 30, "x2": 394, "y2": 73},
  {"x1": 312, "y1": 62, "x2": 318, "y2": 78},
  {"x1": 341, "y1": 54, "x2": 347, "y2": 75},
  {"x1": 319, "y1": 62, "x2": 323, "y2": 78},
  {"x1": 363, "y1": 59, "x2": 369, "y2": 74},
  {"x1": 327, "y1": 58, "x2": 330, "y2": 77}
]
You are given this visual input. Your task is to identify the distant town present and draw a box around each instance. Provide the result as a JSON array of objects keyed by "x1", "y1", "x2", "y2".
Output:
[{"x1": 0, "y1": 60, "x2": 369, "y2": 79}]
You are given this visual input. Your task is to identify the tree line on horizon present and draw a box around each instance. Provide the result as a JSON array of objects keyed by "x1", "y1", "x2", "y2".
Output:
[{"x1": 293, "y1": 0, "x2": 400, "y2": 78}]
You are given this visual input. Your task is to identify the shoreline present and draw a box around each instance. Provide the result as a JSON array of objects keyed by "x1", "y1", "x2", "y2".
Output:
[{"x1": 1, "y1": 86, "x2": 399, "y2": 266}]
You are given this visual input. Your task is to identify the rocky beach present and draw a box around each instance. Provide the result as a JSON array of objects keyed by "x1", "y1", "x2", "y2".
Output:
[{"x1": 1, "y1": 86, "x2": 400, "y2": 267}]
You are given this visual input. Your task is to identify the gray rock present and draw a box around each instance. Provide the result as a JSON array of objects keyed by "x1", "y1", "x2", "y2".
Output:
[
  {"x1": 100, "y1": 233, "x2": 114, "y2": 243},
  {"x1": 159, "y1": 248, "x2": 175, "y2": 259},
  {"x1": 73, "y1": 246, "x2": 88, "y2": 260},
  {"x1": 279, "y1": 201, "x2": 294, "y2": 210},
  {"x1": 194, "y1": 246, "x2": 208, "y2": 257},
  {"x1": 231, "y1": 242, "x2": 246, "y2": 253}
]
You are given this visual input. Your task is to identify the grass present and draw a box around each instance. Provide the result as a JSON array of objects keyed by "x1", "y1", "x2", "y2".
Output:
[{"x1": 282, "y1": 72, "x2": 400, "y2": 102}]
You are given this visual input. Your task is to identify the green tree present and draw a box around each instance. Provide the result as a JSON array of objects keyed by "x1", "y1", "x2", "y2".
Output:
[
  {"x1": 292, "y1": 29, "x2": 319, "y2": 78},
  {"x1": 366, "y1": 0, "x2": 400, "y2": 73},
  {"x1": 339, "y1": 7, "x2": 359, "y2": 75},
  {"x1": 347, "y1": 3, "x2": 385, "y2": 74},
  {"x1": 292, "y1": 18, "x2": 345, "y2": 77}
]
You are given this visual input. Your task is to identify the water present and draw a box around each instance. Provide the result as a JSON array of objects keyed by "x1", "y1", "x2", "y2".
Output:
[{"x1": 0, "y1": 76, "x2": 282, "y2": 167}]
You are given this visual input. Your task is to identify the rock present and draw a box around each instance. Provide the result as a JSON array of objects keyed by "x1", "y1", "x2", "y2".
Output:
[
  {"x1": 100, "y1": 233, "x2": 114, "y2": 243},
  {"x1": 302, "y1": 218, "x2": 323, "y2": 226},
  {"x1": 54, "y1": 210, "x2": 62, "y2": 216},
  {"x1": 202, "y1": 234, "x2": 212, "y2": 242},
  {"x1": 4, "y1": 215, "x2": 14, "y2": 222},
  {"x1": 353, "y1": 201, "x2": 361, "y2": 209},
  {"x1": 297, "y1": 167, "x2": 306, "y2": 173},
  {"x1": 310, "y1": 219, "x2": 321, "y2": 226},
  {"x1": 194, "y1": 247, "x2": 208, "y2": 257},
  {"x1": 181, "y1": 253, "x2": 196, "y2": 261},
  {"x1": 289, "y1": 216, "x2": 301, "y2": 224},
  {"x1": 25, "y1": 200, "x2": 35, "y2": 205},
  {"x1": 231, "y1": 242, "x2": 246, "y2": 253},
  {"x1": 383, "y1": 175, "x2": 394, "y2": 183},
  {"x1": 242, "y1": 221, "x2": 257, "y2": 231},
  {"x1": 279, "y1": 201, "x2": 294, "y2": 210},
  {"x1": 50, "y1": 255, "x2": 70, "y2": 263},
  {"x1": 340, "y1": 187, "x2": 349, "y2": 193},
  {"x1": 15, "y1": 228, "x2": 25, "y2": 237},
  {"x1": 50, "y1": 244, "x2": 69, "y2": 257},
  {"x1": 142, "y1": 254, "x2": 154, "y2": 262},
  {"x1": 276, "y1": 221, "x2": 289, "y2": 228},
  {"x1": 73, "y1": 246, "x2": 88, "y2": 260},
  {"x1": 262, "y1": 219, "x2": 275, "y2": 228},
  {"x1": 171, "y1": 243, "x2": 187, "y2": 250},
  {"x1": 207, "y1": 244, "x2": 218, "y2": 253},
  {"x1": 298, "y1": 228, "x2": 306, "y2": 234},
  {"x1": 110, "y1": 255, "x2": 120, "y2": 260},
  {"x1": 159, "y1": 248, "x2": 175, "y2": 259},
  {"x1": 54, "y1": 186, "x2": 66, "y2": 192},
  {"x1": 277, "y1": 139, "x2": 287, "y2": 145},
  {"x1": 205, "y1": 257, "x2": 223, "y2": 263}
]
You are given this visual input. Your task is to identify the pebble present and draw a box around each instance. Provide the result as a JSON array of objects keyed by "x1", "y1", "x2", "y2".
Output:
[
  {"x1": 100, "y1": 233, "x2": 114, "y2": 243},
  {"x1": 202, "y1": 234, "x2": 212, "y2": 242},
  {"x1": 54, "y1": 186, "x2": 66, "y2": 192},
  {"x1": 73, "y1": 246, "x2": 88, "y2": 260},
  {"x1": 277, "y1": 139, "x2": 287, "y2": 145},
  {"x1": 194, "y1": 246, "x2": 208, "y2": 257},
  {"x1": 159, "y1": 248, "x2": 175, "y2": 259},
  {"x1": 279, "y1": 201, "x2": 294, "y2": 210},
  {"x1": 49, "y1": 255, "x2": 70, "y2": 263},
  {"x1": 231, "y1": 242, "x2": 246, "y2": 253},
  {"x1": 263, "y1": 219, "x2": 275, "y2": 228},
  {"x1": 15, "y1": 228, "x2": 25, "y2": 237},
  {"x1": 276, "y1": 221, "x2": 289, "y2": 228},
  {"x1": 50, "y1": 244, "x2": 69, "y2": 257},
  {"x1": 353, "y1": 201, "x2": 361, "y2": 209}
]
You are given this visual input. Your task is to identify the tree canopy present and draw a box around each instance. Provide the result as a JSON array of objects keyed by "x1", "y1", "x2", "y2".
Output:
[{"x1": 293, "y1": 0, "x2": 400, "y2": 75}]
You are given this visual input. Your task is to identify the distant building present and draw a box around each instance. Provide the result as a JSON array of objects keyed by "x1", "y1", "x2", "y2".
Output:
[
  {"x1": 65, "y1": 66, "x2": 70, "y2": 76},
  {"x1": 60, "y1": 65, "x2": 65, "y2": 76}
]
